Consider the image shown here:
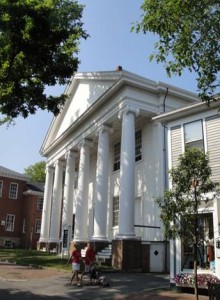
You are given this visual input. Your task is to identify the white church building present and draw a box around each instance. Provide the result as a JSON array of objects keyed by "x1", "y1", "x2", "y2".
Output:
[{"x1": 38, "y1": 67, "x2": 202, "y2": 272}]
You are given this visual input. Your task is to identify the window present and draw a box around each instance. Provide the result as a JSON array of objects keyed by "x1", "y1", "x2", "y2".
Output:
[
  {"x1": 113, "y1": 142, "x2": 120, "y2": 171},
  {"x1": 37, "y1": 197, "x2": 43, "y2": 210},
  {"x1": 112, "y1": 196, "x2": 119, "y2": 227},
  {"x1": 184, "y1": 120, "x2": 204, "y2": 150},
  {"x1": 35, "y1": 219, "x2": 41, "y2": 233},
  {"x1": 5, "y1": 214, "x2": 15, "y2": 232},
  {"x1": 113, "y1": 130, "x2": 142, "y2": 171},
  {"x1": 9, "y1": 183, "x2": 18, "y2": 199},
  {"x1": 74, "y1": 169, "x2": 78, "y2": 189},
  {"x1": 0, "y1": 180, "x2": 3, "y2": 197},
  {"x1": 135, "y1": 130, "x2": 142, "y2": 162},
  {"x1": 22, "y1": 219, "x2": 26, "y2": 233}
]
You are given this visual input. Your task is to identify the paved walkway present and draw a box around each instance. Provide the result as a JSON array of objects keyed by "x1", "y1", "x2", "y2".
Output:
[{"x1": 0, "y1": 263, "x2": 209, "y2": 300}]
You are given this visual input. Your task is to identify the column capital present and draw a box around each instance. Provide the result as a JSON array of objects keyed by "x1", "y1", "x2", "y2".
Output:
[
  {"x1": 97, "y1": 124, "x2": 114, "y2": 136},
  {"x1": 118, "y1": 105, "x2": 140, "y2": 119},
  {"x1": 65, "y1": 150, "x2": 77, "y2": 160},
  {"x1": 78, "y1": 138, "x2": 93, "y2": 149},
  {"x1": 54, "y1": 160, "x2": 65, "y2": 168},
  {"x1": 45, "y1": 164, "x2": 54, "y2": 174}
]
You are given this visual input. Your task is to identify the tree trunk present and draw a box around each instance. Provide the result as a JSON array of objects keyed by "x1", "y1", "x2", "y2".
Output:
[
  {"x1": 194, "y1": 243, "x2": 198, "y2": 300},
  {"x1": 193, "y1": 182, "x2": 199, "y2": 300}
]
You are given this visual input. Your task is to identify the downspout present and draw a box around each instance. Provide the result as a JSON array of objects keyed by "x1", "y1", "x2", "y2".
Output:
[{"x1": 162, "y1": 87, "x2": 169, "y2": 273}]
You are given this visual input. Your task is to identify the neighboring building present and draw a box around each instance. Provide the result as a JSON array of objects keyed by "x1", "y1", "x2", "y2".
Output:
[
  {"x1": 39, "y1": 67, "x2": 200, "y2": 271},
  {"x1": 153, "y1": 99, "x2": 220, "y2": 281},
  {"x1": 0, "y1": 166, "x2": 44, "y2": 249}
]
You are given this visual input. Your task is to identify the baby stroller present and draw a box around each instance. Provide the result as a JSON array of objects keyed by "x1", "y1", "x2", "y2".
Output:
[{"x1": 90, "y1": 264, "x2": 110, "y2": 288}]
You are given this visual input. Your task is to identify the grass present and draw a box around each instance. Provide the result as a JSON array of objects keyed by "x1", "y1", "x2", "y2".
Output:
[
  {"x1": 0, "y1": 248, "x2": 114, "y2": 272},
  {"x1": 0, "y1": 248, "x2": 70, "y2": 271}
]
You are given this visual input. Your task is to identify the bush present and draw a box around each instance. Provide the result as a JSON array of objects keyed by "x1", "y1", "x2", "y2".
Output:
[{"x1": 175, "y1": 273, "x2": 220, "y2": 287}]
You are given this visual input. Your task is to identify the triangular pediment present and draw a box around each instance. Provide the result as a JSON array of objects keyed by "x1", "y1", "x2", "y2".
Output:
[{"x1": 41, "y1": 70, "x2": 122, "y2": 154}]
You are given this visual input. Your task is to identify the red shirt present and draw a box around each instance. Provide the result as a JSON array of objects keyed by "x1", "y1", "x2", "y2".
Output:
[
  {"x1": 71, "y1": 249, "x2": 81, "y2": 264},
  {"x1": 85, "y1": 247, "x2": 96, "y2": 265}
]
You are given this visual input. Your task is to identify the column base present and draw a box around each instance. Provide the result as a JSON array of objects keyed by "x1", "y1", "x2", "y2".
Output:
[
  {"x1": 116, "y1": 233, "x2": 137, "y2": 239},
  {"x1": 37, "y1": 240, "x2": 61, "y2": 253},
  {"x1": 91, "y1": 235, "x2": 108, "y2": 241},
  {"x1": 112, "y1": 239, "x2": 142, "y2": 271}
]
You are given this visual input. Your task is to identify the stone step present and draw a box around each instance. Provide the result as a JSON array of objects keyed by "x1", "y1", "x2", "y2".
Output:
[{"x1": 81, "y1": 244, "x2": 112, "y2": 263}]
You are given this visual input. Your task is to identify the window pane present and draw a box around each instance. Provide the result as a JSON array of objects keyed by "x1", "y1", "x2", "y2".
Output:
[
  {"x1": 35, "y1": 219, "x2": 41, "y2": 233},
  {"x1": 37, "y1": 197, "x2": 43, "y2": 210},
  {"x1": 186, "y1": 140, "x2": 204, "y2": 150},
  {"x1": 5, "y1": 214, "x2": 15, "y2": 231},
  {"x1": 74, "y1": 169, "x2": 78, "y2": 189},
  {"x1": 0, "y1": 180, "x2": 3, "y2": 197},
  {"x1": 184, "y1": 120, "x2": 204, "y2": 150},
  {"x1": 184, "y1": 120, "x2": 203, "y2": 143},
  {"x1": 22, "y1": 219, "x2": 26, "y2": 233},
  {"x1": 113, "y1": 142, "x2": 120, "y2": 171},
  {"x1": 112, "y1": 196, "x2": 119, "y2": 227},
  {"x1": 9, "y1": 183, "x2": 18, "y2": 199},
  {"x1": 135, "y1": 130, "x2": 142, "y2": 162}
]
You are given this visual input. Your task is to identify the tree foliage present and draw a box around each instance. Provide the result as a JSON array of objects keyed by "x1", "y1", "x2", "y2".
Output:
[
  {"x1": 0, "y1": 0, "x2": 88, "y2": 119},
  {"x1": 134, "y1": 0, "x2": 220, "y2": 101},
  {"x1": 156, "y1": 147, "x2": 217, "y2": 242},
  {"x1": 24, "y1": 161, "x2": 46, "y2": 182}
]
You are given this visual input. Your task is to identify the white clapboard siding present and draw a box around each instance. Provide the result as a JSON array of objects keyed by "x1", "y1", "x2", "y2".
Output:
[
  {"x1": 170, "y1": 125, "x2": 182, "y2": 168},
  {"x1": 205, "y1": 115, "x2": 220, "y2": 183}
]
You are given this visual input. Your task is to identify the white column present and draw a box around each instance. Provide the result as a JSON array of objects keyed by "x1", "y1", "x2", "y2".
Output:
[
  {"x1": 62, "y1": 150, "x2": 76, "y2": 241},
  {"x1": 175, "y1": 238, "x2": 181, "y2": 275},
  {"x1": 39, "y1": 165, "x2": 54, "y2": 242},
  {"x1": 214, "y1": 194, "x2": 220, "y2": 278},
  {"x1": 93, "y1": 125, "x2": 113, "y2": 240},
  {"x1": 170, "y1": 239, "x2": 175, "y2": 284},
  {"x1": 74, "y1": 139, "x2": 91, "y2": 241},
  {"x1": 49, "y1": 160, "x2": 64, "y2": 242},
  {"x1": 117, "y1": 106, "x2": 139, "y2": 239}
]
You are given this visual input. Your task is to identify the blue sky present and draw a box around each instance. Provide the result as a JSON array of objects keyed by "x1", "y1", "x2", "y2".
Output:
[{"x1": 0, "y1": 0, "x2": 198, "y2": 174}]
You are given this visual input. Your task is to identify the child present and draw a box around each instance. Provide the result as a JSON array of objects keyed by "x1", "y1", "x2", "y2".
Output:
[
  {"x1": 66, "y1": 243, "x2": 82, "y2": 286},
  {"x1": 80, "y1": 242, "x2": 96, "y2": 285}
]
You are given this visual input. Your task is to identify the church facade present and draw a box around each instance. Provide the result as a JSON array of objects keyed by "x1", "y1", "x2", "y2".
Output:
[{"x1": 38, "y1": 67, "x2": 199, "y2": 271}]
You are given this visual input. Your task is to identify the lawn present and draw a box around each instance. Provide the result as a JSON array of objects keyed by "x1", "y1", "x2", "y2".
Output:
[
  {"x1": 0, "y1": 248, "x2": 70, "y2": 271},
  {"x1": 0, "y1": 248, "x2": 113, "y2": 272}
]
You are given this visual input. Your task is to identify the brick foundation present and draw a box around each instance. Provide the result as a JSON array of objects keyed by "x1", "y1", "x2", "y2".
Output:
[{"x1": 112, "y1": 239, "x2": 142, "y2": 270}]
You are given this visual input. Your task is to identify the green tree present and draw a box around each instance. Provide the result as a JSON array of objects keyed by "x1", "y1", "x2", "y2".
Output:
[
  {"x1": 24, "y1": 161, "x2": 46, "y2": 182},
  {"x1": 156, "y1": 147, "x2": 218, "y2": 299},
  {"x1": 0, "y1": 0, "x2": 88, "y2": 119},
  {"x1": 134, "y1": 0, "x2": 220, "y2": 101}
]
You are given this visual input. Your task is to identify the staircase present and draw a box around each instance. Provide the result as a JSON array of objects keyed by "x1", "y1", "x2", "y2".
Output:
[
  {"x1": 81, "y1": 247, "x2": 87, "y2": 258},
  {"x1": 96, "y1": 244, "x2": 112, "y2": 265},
  {"x1": 81, "y1": 244, "x2": 112, "y2": 265}
]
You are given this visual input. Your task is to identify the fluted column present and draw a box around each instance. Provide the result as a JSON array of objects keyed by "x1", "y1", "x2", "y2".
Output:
[
  {"x1": 49, "y1": 160, "x2": 64, "y2": 242},
  {"x1": 117, "y1": 106, "x2": 139, "y2": 239},
  {"x1": 93, "y1": 125, "x2": 113, "y2": 240},
  {"x1": 39, "y1": 165, "x2": 54, "y2": 242},
  {"x1": 74, "y1": 139, "x2": 91, "y2": 241},
  {"x1": 62, "y1": 150, "x2": 76, "y2": 242}
]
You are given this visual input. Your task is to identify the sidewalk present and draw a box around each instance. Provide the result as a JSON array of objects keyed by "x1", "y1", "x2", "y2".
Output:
[{"x1": 0, "y1": 263, "x2": 209, "y2": 300}]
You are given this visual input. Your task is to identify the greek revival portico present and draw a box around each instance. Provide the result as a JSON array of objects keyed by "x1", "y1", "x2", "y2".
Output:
[{"x1": 39, "y1": 104, "x2": 141, "y2": 250}]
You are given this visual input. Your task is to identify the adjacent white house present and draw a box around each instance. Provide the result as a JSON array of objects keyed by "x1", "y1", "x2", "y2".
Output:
[
  {"x1": 38, "y1": 67, "x2": 200, "y2": 271},
  {"x1": 154, "y1": 99, "x2": 220, "y2": 281}
]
